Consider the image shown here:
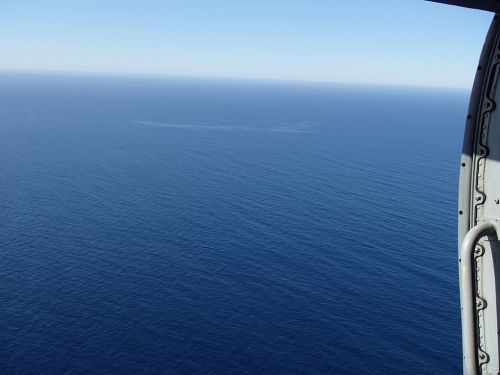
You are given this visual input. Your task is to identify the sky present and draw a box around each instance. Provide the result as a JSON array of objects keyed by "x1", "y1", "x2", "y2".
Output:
[{"x1": 0, "y1": 0, "x2": 493, "y2": 88}]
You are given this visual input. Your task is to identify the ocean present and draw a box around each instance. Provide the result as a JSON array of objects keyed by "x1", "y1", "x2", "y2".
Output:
[{"x1": 0, "y1": 72, "x2": 467, "y2": 374}]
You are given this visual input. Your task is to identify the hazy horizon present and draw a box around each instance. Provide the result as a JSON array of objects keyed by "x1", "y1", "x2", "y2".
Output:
[{"x1": 0, "y1": 66, "x2": 477, "y2": 90}]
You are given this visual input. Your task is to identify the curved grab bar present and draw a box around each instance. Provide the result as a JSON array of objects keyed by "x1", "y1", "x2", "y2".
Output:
[{"x1": 460, "y1": 221, "x2": 499, "y2": 375}]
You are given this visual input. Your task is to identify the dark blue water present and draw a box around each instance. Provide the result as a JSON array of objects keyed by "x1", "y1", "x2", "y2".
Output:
[{"x1": 0, "y1": 73, "x2": 467, "y2": 374}]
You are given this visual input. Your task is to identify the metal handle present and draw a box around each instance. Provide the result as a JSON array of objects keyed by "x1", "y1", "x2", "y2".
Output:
[{"x1": 460, "y1": 221, "x2": 499, "y2": 375}]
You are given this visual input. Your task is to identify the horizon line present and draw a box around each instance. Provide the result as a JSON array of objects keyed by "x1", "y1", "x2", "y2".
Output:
[{"x1": 0, "y1": 66, "x2": 473, "y2": 91}]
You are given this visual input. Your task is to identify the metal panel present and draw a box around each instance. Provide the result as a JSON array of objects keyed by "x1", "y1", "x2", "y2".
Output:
[{"x1": 459, "y1": 13, "x2": 500, "y2": 375}]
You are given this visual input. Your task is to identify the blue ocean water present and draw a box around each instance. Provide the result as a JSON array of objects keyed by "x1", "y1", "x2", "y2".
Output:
[{"x1": 0, "y1": 73, "x2": 467, "y2": 374}]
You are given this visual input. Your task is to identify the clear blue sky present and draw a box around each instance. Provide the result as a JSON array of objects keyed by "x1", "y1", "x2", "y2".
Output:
[{"x1": 0, "y1": 0, "x2": 493, "y2": 88}]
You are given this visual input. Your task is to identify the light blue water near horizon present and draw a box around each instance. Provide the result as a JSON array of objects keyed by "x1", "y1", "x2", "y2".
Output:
[{"x1": 0, "y1": 73, "x2": 467, "y2": 374}]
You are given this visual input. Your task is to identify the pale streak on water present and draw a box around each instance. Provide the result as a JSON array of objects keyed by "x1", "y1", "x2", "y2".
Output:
[{"x1": 133, "y1": 119, "x2": 314, "y2": 133}]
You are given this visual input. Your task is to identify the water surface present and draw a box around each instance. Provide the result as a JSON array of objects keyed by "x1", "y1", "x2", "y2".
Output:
[{"x1": 0, "y1": 73, "x2": 466, "y2": 374}]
